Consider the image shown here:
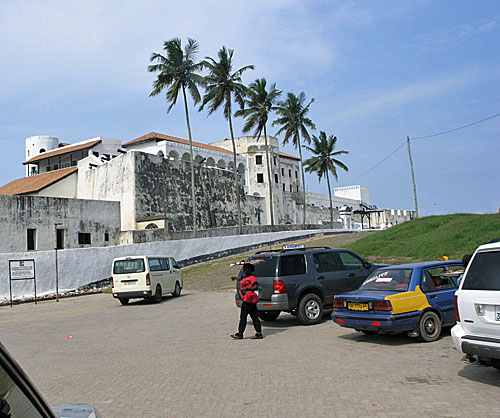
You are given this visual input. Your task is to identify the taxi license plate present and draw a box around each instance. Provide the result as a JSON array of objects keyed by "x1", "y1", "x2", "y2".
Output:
[
  {"x1": 348, "y1": 302, "x2": 369, "y2": 311},
  {"x1": 496, "y1": 306, "x2": 500, "y2": 321}
]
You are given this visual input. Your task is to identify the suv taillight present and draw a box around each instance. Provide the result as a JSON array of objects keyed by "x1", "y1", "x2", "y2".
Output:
[
  {"x1": 146, "y1": 273, "x2": 150, "y2": 286},
  {"x1": 454, "y1": 295, "x2": 460, "y2": 322},
  {"x1": 273, "y1": 280, "x2": 286, "y2": 294},
  {"x1": 374, "y1": 300, "x2": 392, "y2": 311},
  {"x1": 333, "y1": 298, "x2": 343, "y2": 309}
]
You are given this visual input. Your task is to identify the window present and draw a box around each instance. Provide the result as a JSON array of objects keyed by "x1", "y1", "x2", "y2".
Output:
[
  {"x1": 313, "y1": 252, "x2": 341, "y2": 273},
  {"x1": 273, "y1": 156, "x2": 277, "y2": 165},
  {"x1": 170, "y1": 258, "x2": 182, "y2": 270},
  {"x1": 56, "y1": 228, "x2": 64, "y2": 249},
  {"x1": 296, "y1": 185, "x2": 299, "y2": 192},
  {"x1": 295, "y1": 170, "x2": 298, "y2": 178},
  {"x1": 289, "y1": 169, "x2": 292, "y2": 177},
  {"x1": 93, "y1": 151, "x2": 99, "y2": 157},
  {"x1": 421, "y1": 267, "x2": 458, "y2": 291},
  {"x1": 27, "y1": 229, "x2": 36, "y2": 251},
  {"x1": 257, "y1": 173, "x2": 264, "y2": 183},
  {"x1": 104, "y1": 232, "x2": 109, "y2": 242},
  {"x1": 274, "y1": 174, "x2": 278, "y2": 183},
  {"x1": 338, "y1": 251, "x2": 364, "y2": 270},
  {"x1": 256, "y1": 155, "x2": 263, "y2": 165},
  {"x1": 281, "y1": 168, "x2": 284, "y2": 176},
  {"x1": 78, "y1": 233, "x2": 91, "y2": 245},
  {"x1": 39, "y1": 148, "x2": 46, "y2": 153},
  {"x1": 160, "y1": 258, "x2": 170, "y2": 270},
  {"x1": 149, "y1": 258, "x2": 162, "y2": 271},
  {"x1": 360, "y1": 269, "x2": 413, "y2": 292},
  {"x1": 104, "y1": 153, "x2": 111, "y2": 160},
  {"x1": 113, "y1": 259, "x2": 145, "y2": 274},
  {"x1": 462, "y1": 251, "x2": 500, "y2": 290},
  {"x1": 283, "y1": 183, "x2": 285, "y2": 191},
  {"x1": 279, "y1": 255, "x2": 306, "y2": 276},
  {"x1": 290, "y1": 185, "x2": 293, "y2": 192}
]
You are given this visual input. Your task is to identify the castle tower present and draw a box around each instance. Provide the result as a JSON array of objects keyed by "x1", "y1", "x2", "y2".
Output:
[{"x1": 25, "y1": 136, "x2": 59, "y2": 176}]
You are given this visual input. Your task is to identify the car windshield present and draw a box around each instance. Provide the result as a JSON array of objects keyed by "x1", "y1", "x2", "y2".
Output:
[
  {"x1": 247, "y1": 256, "x2": 278, "y2": 277},
  {"x1": 359, "y1": 269, "x2": 413, "y2": 292},
  {"x1": 113, "y1": 259, "x2": 145, "y2": 274},
  {"x1": 462, "y1": 251, "x2": 500, "y2": 290}
]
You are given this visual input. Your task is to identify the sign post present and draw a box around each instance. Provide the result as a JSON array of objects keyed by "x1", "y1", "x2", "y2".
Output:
[{"x1": 8, "y1": 259, "x2": 36, "y2": 307}]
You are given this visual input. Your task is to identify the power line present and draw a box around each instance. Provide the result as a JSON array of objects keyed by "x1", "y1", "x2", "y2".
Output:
[
  {"x1": 351, "y1": 141, "x2": 407, "y2": 182},
  {"x1": 412, "y1": 112, "x2": 500, "y2": 140}
]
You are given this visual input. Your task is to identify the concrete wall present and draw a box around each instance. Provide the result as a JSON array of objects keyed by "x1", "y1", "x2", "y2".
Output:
[
  {"x1": 0, "y1": 195, "x2": 121, "y2": 253},
  {"x1": 0, "y1": 229, "x2": 339, "y2": 300}
]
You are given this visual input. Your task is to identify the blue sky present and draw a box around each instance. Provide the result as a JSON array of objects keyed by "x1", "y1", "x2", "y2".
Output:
[{"x1": 1, "y1": 0, "x2": 499, "y2": 216}]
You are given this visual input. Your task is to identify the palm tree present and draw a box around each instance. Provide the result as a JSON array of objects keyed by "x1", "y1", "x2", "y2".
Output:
[
  {"x1": 273, "y1": 92, "x2": 315, "y2": 228},
  {"x1": 200, "y1": 47, "x2": 254, "y2": 234},
  {"x1": 304, "y1": 132, "x2": 349, "y2": 226},
  {"x1": 148, "y1": 37, "x2": 204, "y2": 233},
  {"x1": 235, "y1": 78, "x2": 281, "y2": 226}
]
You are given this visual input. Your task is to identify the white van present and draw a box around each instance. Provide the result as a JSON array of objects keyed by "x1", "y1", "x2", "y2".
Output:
[
  {"x1": 452, "y1": 240, "x2": 500, "y2": 369},
  {"x1": 111, "y1": 255, "x2": 183, "y2": 305}
]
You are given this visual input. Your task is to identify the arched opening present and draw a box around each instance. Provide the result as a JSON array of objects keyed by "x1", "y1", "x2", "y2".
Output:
[
  {"x1": 238, "y1": 163, "x2": 246, "y2": 185},
  {"x1": 157, "y1": 150, "x2": 164, "y2": 158},
  {"x1": 217, "y1": 159, "x2": 226, "y2": 169},
  {"x1": 228, "y1": 162, "x2": 235, "y2": 171},
  {"x1": 145, "y1": 223, "x2": 159, "y2": 229},
  {"x1": 253, "y1": 192, "x2": 261, "y2": 197},
  {"x1": 195, "y1": 155, "x2": 205, "y2": 164},
  {"x1": 168, "y1": 150, "x2": 179, "y2": 161},
  {"x1": 39, "y1": 148, "x2": 46, "y2": 153},
  {"x1": 182, "y1": 152, "x2": 191, "y2": 162},
  {"x1": 206, "y1": 157, "x2": 215, "y2": 167}
]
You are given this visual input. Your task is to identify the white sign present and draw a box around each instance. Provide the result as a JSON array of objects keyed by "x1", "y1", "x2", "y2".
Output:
[
  {"x1": 9, "y1": 260, "x2": 35, "y2": 280},
  {"x1": 283, "y1": 244, "x2": 305, "y2": 249}
]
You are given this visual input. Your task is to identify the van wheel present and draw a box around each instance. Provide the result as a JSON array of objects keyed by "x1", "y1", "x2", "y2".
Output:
[
  {"x1": 119, "y1": 297, "x2": 129, "y2": 305},
  {"x1": 152, "y1": 285, "x2": 162, "y2": 303},
  {"x1": 418, "y1": 311, "x2": 441, "y2": 342},
  {"x1": 172, "y1": 281, "x2": 181, "y2": 297},
  {"x1": 297, "y1": 294, "x2": 323, "y2": 325},
  {"x1": 258, "y1": 311, "x2": 280, "y2": 321}
]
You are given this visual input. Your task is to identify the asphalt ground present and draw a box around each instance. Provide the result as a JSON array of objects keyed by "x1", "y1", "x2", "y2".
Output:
[{"x1": 1, "y1": 291, "x2": 499, "y2": 417}]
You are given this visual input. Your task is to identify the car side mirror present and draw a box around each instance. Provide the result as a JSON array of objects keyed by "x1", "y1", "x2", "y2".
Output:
[{"x1": 363, "y1": 261, "x2": 372, "y2": 269}]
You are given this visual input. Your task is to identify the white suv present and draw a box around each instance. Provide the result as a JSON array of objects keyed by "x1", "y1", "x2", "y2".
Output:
[{"x1": 452, "y1": 241, "x2": 500, "y2": 370}]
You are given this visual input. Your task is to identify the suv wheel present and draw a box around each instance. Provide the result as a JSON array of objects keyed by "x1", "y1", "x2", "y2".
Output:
[
  {"x1": 258, "y1": 311, "x2": 280, "y2": 321},
  {"x1": 298, "y1": 294, "x2": 323, "y2": 325},
  {"x1": 418, "y1": 311, "x2": 441, "y2": 342}
]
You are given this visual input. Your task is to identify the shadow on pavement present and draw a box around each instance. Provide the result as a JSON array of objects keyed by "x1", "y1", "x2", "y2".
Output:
[
  {"x1": 119, "y1": 293, "x2": 190, "y2": 306},
  {"x1": 458, "y1": 365, "x2": 500, "y2": 387}
]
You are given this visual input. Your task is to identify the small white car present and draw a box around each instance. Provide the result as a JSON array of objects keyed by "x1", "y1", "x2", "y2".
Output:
[
  {"x1": 451, "y1": 241, "x2": 500, "y2": 369},
  {"x1": 111, "y1": 255, "x2": 183, "y2": 305}
]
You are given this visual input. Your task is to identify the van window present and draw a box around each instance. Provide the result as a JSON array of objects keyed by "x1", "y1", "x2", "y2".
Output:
[
  {"x1": 462, "y1": 251, "x2": 500, "y2": 291},
  {"x1": 149, "y1": 258, "x2": 162, "y2": 272},
  {"x1": 160, "y1": 258, "x2": 170, "y2": 270},
  {"x1": 170, "y1": 258, "x2": 181, "y2": 269},
  {"x1": 279, "y1": 255, "x2": 306, "y2": 276},
  {"x1": 113, "y1": 259, "x2": 145, "y2": 274}
]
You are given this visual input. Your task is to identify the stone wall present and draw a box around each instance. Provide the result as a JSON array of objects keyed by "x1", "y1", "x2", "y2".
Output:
[{"x1": 0, "y1": 195, "x2": 121, "y2": 253}]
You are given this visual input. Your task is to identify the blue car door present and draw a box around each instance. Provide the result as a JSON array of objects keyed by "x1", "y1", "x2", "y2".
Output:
[{"x1": 421, "y1": 267, "x2": 458, "y2": 325}]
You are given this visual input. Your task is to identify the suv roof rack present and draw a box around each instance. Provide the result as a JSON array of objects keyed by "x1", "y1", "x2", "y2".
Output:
[{"x1": 254, "y1": 246, "x2": 331, "y2": 255}]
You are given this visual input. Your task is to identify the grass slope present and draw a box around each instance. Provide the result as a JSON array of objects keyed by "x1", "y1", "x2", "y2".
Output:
[{"x1": 346, "y1": 213, "x2": 500, "y2": 264}]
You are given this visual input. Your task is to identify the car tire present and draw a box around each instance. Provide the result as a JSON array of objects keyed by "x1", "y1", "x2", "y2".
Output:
[
  {"x1": 361, "y1": 330, "x2": 378, "y2": 335},
  {"x1": 119, "y1": 297, "x2": 129, "y2": 305},
  {"x1": 172, "y1": 281, "x2": 181, "y2": 297},
  {"x1": 257, "y1": 311, "x2": 280, "y2": 321},
  {"x1": 418, "y1": 311, "x2": 441, "y2": 342},
  {"x1": 297, "y1": 294, "x2": 323, "y2": 325},
  {"x1": 152, "y1": 284, "x2": 162, "y2": 303}
]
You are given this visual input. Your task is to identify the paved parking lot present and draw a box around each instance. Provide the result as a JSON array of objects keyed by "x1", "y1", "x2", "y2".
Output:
[{"x1": 1, "y1": 291, "x2": 499, "y2": 417}]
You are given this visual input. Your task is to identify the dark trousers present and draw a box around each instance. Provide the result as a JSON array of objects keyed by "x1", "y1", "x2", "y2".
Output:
[{"x1": 238, "y1": 301, "x2": 262, "y2": 334}]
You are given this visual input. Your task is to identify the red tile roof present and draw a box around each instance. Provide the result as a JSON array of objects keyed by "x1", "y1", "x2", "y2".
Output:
[
  {"x1": 24, "y1": 139, "x2": 102, "y2": 164},
  {"x1": 279, "y1": 151, "x2": 300, "y2": 161},
  {"x1": 0, "y1": 167, "x2": 78, "y2": 195},
  {"x1": 124, "y1": 132, "x2": 234, "y2": 155}
]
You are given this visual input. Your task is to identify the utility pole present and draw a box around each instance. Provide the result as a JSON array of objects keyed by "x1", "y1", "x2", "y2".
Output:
[{"x1": 406, "y1": 136, "x2": 419, "y2": 218}]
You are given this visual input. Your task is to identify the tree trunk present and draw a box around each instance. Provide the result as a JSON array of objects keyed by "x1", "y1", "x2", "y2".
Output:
[
  {"x1": 263, "y1": 125, "x2": 274, "y2": 226},
  {"x1": 326, "y1": 170, "x2": 333, "y2": 227},
  {"x1": 182, "y1": 86, "x2": 197, "y2": 234},
  {"x1": 297, "y1": 138, "x2": 306, "y2": 229},
  {"x1": 228, "y1": 106, "x2": 242, "y2": 235}
]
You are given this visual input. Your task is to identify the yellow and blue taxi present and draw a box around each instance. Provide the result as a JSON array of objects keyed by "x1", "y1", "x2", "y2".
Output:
[{"x1": 331, "y1": 261, "x2": 464, "y2": 342}]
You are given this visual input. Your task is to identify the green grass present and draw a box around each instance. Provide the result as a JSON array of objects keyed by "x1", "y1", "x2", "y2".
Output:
[{"x1": 346, "y1": 213, "x2": 500, "y2": 264}]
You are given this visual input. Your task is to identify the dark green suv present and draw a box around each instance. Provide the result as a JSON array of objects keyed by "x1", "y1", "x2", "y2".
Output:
[{"x1": 235, "y1": 247, "x2": 387, "y2": 325}]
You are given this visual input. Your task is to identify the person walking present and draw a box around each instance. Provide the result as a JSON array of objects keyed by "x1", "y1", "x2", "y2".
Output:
[{"x1": 231, "y1": 263, "x2": 263, "y2": 339}]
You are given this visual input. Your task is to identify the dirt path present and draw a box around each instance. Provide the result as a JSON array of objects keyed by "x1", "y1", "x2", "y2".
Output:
[{"x1": 183, "y1": 231, "x2": 374, "y2": 291}]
